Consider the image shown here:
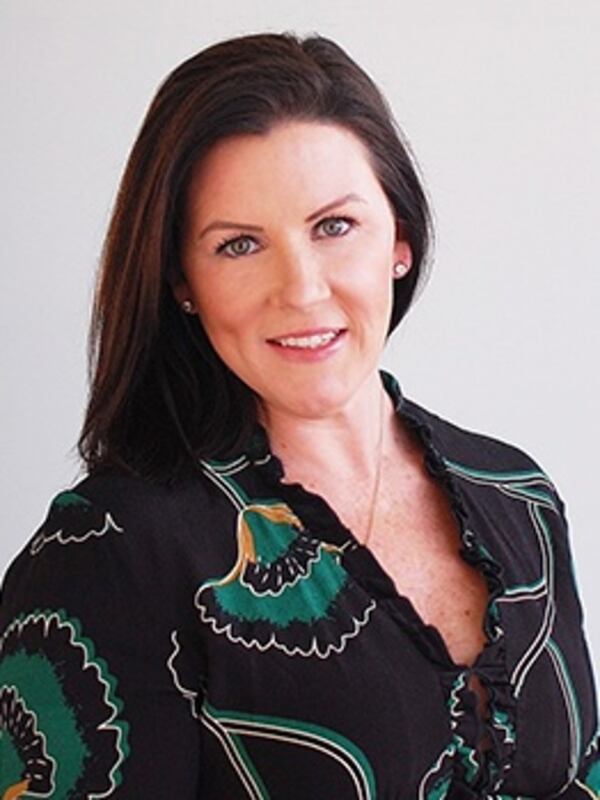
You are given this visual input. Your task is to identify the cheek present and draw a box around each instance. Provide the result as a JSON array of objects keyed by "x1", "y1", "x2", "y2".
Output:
[
  {"x1": 195, "y1": 284, "x2": 258, "y2": 345},
  {"x1": 342, "y1": 253, "x2": 392, "y2": 304},
  {"x1": 198, "y1": 305, "x2": 236, "y2": 342},
  {"x1": 189, "y1": 274, "x2": 235, "y2": 322},
  {"x1": 195, "y1": 309, "x2": 246, "y2": 375}
]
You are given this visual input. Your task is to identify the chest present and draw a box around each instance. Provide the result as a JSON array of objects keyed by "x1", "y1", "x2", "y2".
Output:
[{"x1": 330, "y1": 463, "x2": 490, "y2": 668}]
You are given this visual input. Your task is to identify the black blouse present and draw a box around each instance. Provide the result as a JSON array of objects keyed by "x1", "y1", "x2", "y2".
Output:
[{"x1": 0, "y1": 369, "x2": 598, "y2": 799}]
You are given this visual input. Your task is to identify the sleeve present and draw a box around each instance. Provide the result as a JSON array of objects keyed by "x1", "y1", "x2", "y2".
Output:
[
  {"x1": 0, "y1": 484, "x2": 205, "y2": 798},
  {"x1": 571, "y1": 737, "x2": 600, "y2": 798},
  {"x1": 551, "y1": 492, "x2": 600, "y2": 798},
  {"x1": 555, "y1": 735, "x2": 600, "y2": 798}
]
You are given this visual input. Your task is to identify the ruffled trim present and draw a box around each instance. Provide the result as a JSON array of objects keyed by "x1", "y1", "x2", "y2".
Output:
[
  {"x1": 243, "y1": 368, "x2": 517, "y2": 790},
  {"x1": 245, "y1": 423, "x2": 354, "y2": 550},
  {"x1": 386, "y1": 373, "x2": 517, "y2": 792}
]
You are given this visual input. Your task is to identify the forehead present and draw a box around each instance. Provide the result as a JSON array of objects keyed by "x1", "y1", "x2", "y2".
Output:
[{"x1": 185, "y1": 121, "x2": 382, "y2": 212}]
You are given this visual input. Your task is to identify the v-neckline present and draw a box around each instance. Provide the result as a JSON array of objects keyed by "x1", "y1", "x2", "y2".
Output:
[{"x1": 243, "y1": 368, "x2": 506, "y2": 673}]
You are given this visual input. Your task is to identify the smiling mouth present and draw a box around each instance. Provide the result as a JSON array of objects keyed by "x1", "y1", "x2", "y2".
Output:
[{"x1": 267, "y1": 329, "x2": 346, "y2": 350}]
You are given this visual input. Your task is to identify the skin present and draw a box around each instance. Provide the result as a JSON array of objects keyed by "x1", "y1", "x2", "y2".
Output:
[
  {"x1": 174, "y1": 121, "x2": 491, "y2": 687},
  {"x1": 174, "y1": 120, "x2": 413, "y2": 483}
]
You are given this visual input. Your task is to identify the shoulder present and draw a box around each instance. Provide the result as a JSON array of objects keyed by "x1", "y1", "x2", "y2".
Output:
[
  {"x1": 400, "y1": 397, "x2": 578, "y2": 570},
  {"x1": 1, "y1": 467, "x2": 225, "y2": 616},
  {"x1": 66, "y1": 466, "x2": 217, "y2": 522},
  {"x1": 400, "y1": 395, "x2": 550, "y2": 477},
  {"x1": 399, "y1": 394, "x2": 571, "y2": 527},
  {"x1": 23, "y1": 467, "x2": 219, "y2": 557}
]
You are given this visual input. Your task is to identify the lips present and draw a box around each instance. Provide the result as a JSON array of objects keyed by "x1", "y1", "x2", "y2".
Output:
[
  {"x1": 267, "y1": 327, "x2": 346, "y2": 351},
  {"x1": 266, "y1": 328, "x2": 347, "y2": 359},
  {"x1": 267, "y1": 327, "x2": 345, "y2": 341}
]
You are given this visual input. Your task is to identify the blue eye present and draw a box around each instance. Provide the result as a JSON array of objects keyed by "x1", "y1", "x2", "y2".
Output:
[
  {"x1": 317, "y1": 216, "x2": 354, "y2": 237},
  {"x1": 214, "y1": 215, "x2": 355, "y2": 259},
  {"x1": 215, "y1": 236, "x2": 259, "y2": 258}
]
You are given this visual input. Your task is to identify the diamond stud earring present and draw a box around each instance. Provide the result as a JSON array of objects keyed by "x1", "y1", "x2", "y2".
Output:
[
  {"x1": 180, "y1": 299, "x2": 195, "y2": 314},
  {"x1": 393, "y1": 261, "x2": 409, "y2": 279}
]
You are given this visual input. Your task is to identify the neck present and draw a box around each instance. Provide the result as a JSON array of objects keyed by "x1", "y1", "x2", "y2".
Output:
[{"x1": 257, "y1": 370, "x2": 395, "y2": 483}]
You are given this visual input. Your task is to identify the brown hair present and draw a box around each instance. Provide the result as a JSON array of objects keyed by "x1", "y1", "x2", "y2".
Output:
[{"x1": 78, "y1": 31, "x2": 433, "y2": 483}]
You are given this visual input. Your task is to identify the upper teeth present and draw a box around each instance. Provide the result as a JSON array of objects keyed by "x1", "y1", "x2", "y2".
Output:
[{"x1": 275, "y1": 331, "x2": 339, "y2": 349}]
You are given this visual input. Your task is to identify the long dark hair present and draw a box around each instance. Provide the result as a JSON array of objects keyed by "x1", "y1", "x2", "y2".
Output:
[{"x1": 78, "y1": 31, "x2": 433, "y2": 483}]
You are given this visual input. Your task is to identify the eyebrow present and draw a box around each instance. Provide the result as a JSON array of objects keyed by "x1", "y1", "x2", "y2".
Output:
[{"x1": 197, "y1": 192, "x2": 366, "y2": 239}]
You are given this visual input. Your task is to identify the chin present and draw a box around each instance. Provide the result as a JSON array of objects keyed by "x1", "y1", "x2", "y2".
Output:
[{"x1": 271, "y1": 378, "x2": 361, "y2": 419}]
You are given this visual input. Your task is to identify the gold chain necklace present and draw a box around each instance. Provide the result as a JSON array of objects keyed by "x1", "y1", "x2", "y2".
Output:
[{"x1": 361, "y1": 389, "x2": 385, "y2": 548}]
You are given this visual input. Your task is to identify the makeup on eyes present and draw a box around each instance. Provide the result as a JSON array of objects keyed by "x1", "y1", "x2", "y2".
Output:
[{"x1": 214, "y1": 215, "x2": 358, "y2": 258}]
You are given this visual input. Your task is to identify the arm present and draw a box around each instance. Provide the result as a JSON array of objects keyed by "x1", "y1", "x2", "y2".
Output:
[
  {"x1": 0, "y1": 483, "x2": 205, "y2": 798},
  {"x1": 551, "y1": 739, "x2": 600, "y2": 799},
  {"x1": 552, "y1": 494, "x2": 599, "y2": 798}
]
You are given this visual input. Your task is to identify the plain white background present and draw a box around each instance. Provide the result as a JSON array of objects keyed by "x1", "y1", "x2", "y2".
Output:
[{"x1": 1, "y1": 1, "x2": 598, "y2": 673}]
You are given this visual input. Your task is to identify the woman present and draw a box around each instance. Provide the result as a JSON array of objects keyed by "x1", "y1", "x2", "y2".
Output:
[{"x1": 0, "y1": 32, "x2": 597, "y2": 799}]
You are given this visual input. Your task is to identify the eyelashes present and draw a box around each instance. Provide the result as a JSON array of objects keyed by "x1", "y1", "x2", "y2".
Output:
[{"x1": 214, "y1": 215, "x2": 357, "y2": 259}]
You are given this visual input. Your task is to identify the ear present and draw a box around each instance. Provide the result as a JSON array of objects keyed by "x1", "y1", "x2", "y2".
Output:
[
  {"x1": 393, "y1": 222, "x2": 413, "y2": 273},
  {"x1": 171, "y1": 278, "x2": 193, "y2": 307},
  {"x1": 393, "y1": 240, "x2": 413, "y2": 271}
]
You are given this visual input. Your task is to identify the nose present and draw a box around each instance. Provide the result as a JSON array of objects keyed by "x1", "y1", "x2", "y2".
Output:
[{"x1": 270, "y1": 244, "x2": 331, "y2": 309}]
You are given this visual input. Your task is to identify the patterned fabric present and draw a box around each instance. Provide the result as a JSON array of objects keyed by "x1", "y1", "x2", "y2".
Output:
[{"x1": 0, "y1": 369, "x2": 597, "y2": 798}]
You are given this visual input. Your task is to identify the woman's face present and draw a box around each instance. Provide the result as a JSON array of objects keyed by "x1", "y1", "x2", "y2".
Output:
[{"x1": 176, "y1": 120, "x2": 412, "y2": 421}]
